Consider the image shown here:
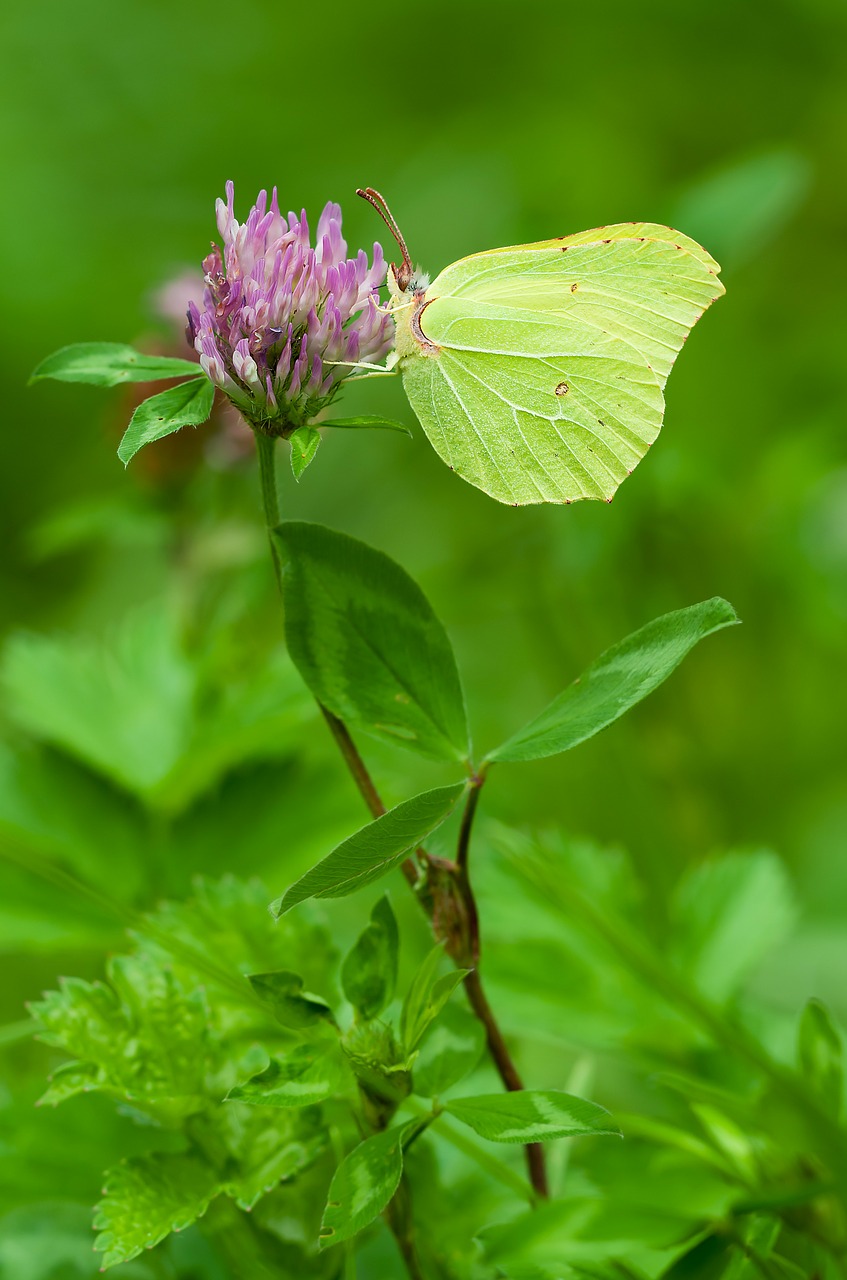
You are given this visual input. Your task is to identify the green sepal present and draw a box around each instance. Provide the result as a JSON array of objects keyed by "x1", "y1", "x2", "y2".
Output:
[
  {"x1": 30, "y1": 342, "x2": 201, "y2": 387},
  {"x1": 289, "y1": 425, "x2": 321, "y2": 480},
  {"x1": 118, "y1": 377, "x2": 215, "y2": 466}
]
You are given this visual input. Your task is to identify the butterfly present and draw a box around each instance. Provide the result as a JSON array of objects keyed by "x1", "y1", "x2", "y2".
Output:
[{"x1": 358, "y1": 188, "x2": 724, "y2": 507}]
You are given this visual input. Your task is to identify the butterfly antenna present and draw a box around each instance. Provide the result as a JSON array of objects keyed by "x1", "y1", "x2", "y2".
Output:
[{"x1": 357, "y1": 187, "x2": 414, "y2": 291}]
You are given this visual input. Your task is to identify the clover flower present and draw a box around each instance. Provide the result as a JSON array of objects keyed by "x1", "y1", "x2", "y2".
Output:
[{"x1": 187, "y1": 182, "x2": 394, "y2": 436}]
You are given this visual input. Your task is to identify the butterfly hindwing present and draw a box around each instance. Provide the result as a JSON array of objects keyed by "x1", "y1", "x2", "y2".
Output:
[
  {"x1": 396, "y1": 225, "x2": 723, "y2": 505},
  {"x1": 402, "y1": 312, "x2": 663, "y2": 505}
]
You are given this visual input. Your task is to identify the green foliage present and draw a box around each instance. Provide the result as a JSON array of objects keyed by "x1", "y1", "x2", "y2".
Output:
[
  {"x1": 798, "y1": 998, "x2": 843, "y2": 1120},
  {"x1": 444, "y1": 1090, "x2": 620, "y2": 1143},
  {"x1": 400, "y1": 944, "x2": 470, "y2": 1053},
  {"x1": 670, "y1": 850, "x2": 796, "y2": 1004},
  {"x1": 247, "y1": 971, "x2": 336, "y2": 1031},
  {"x1": 318, "y1": 1121, "x2": 419, "y2": 1249},
  {"x1": 93, "y1": 1153, "x2": 220, "y2": 1268},
  {"x1": 289, "y1": 426, "x2": 321, "y2": 480},
  {"x1": 321, "y1": 416, "x2": 412, "y2": 435},
  {"x1": 272, "y1": 783, "x2": 464, "y2": 914},
  {"x1": 411, "y1": 1001, "x2": 485, "y2": 1098},
  {"x1": 341, "y1": 895, "x2": 399, "y2": 1021},
  {"x1": 0, "y1": 607, "x2": 313, "y2": 815},
  {"x1": 227, "y1": 1044, "x2": 353, "y2": 1109},
  {"x1": 29, "y1": 343, "x2": 201, "y2": 387},
  {"x1": 117, "y1": 378, "x2": 215, "y2": 465},
  {"x1": 487, "y1": 598, "x2": 738, "y2": 763},
  {"x1": 31, "y1": 954, "x2": 211, "y2": 1121},
  {"x1": 271, "y1": 522, "x2": 470, "y2": 762}
]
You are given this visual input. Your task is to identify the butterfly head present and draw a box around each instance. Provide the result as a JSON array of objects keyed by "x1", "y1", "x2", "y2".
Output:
[{"x1": 357, "y1": 187, "x2": 427, "y2": 296}]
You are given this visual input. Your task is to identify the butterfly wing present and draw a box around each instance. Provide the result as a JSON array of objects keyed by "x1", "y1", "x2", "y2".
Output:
[
  {"x1": 397, "y1": 225, "x2": 723, "y2": 505},
  {"x1": 401, "y1": 310, "x2": 664, "y2": 505},
  {"x1": 427, "y1": 223, "x2": 724, "y2": 388}
]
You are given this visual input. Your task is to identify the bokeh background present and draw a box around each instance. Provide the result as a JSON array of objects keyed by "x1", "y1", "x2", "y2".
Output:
[{"x1": 2, "y1": 0, "x2": 847, "y2": 1266}]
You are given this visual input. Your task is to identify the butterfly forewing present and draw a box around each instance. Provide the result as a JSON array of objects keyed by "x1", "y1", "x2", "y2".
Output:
[{"x1": 427, "y1": 224, "x2": 723, "y2": 387}]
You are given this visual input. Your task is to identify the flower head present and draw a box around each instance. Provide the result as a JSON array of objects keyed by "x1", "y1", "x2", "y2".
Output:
[{"x1": 187, "y1": 182, "x2": 394, "y2": 435}]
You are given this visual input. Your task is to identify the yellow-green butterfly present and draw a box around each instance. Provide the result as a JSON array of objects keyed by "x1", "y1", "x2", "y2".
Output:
[{"x1": 358, "y1": 188, "x2": 724, "y2": 507}]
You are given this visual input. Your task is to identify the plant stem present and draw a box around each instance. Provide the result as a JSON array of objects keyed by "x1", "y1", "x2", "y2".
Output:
[
  {"x1": 252, "y1": 432, "x2": 547, "y2": 1200},
  {"x1": 320, "y1": 706, "x2": 419, "y2": 890},
  {"x1": 454, "y1": 778, "x2": 549, "y2": 1198},
  {"x1": 255, "y1": 430, "x2": 280, "y2": 528},
  {"x1": 385, "y1": 1175, "x2": 426, "y2": 1280}
]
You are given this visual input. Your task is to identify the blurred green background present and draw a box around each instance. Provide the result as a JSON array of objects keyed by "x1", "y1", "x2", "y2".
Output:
[{"x1": 2, "y1": 0, "x2": 847, "y2": 1262}]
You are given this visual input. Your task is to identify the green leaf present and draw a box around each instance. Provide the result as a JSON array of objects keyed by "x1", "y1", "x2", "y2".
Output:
[
  {"x1": 412, "y1": 1000, "x2": 486, "y2": 1097},
  {"x1": 227, "y1": 1043, "x2": 353, "y2": 1108},
  {"x1": 117, "y1": 377, "x2": 214, "y2": 465},
  {"x1": 38, "y1": 1059, "x2": 101, "y2": 1107},
  {"x1": 400, "y1": 943, "x2": 470, "y2": 1052},
  {"x1": 798, "y1": 998, "x2": 843, "y2": 1120},
  {"x1": 272, "y1": 783, "x2": 464, "y2": 915},
  {"x1": 247, "y1": 971, "x2": 335, "y2": 1030},
  {"x1": 289, "y1": 426, "x2": 321, "y2": 480},
  {"x1": 671, "y1": 851, "x2": 796, "y2": 1004},
  {"x1": 321, "y1": 415, "x2": 412, "y2": 435},
  {"x1": 271, "y1": 522, "x2": 469, "y2": 762},
  {"x1": 217, "y1": 1105, "x2": 327, "y2": 1210},
  {"x1": 659, "y1": 1233, "x2": 734, "y2": 1279},
  {"x1": 319, "y1": 1120, "x2": 420, "y2": 1249},
  {"x1": 93, "y1": 1153, "x2": 220, "y2": 1269},
  {"x1": 30, "y1": 342, "x2": 201, "y2": 387},
  {"x1": 341, "y1": 895, "x2": 399, "y2": 1020},
  {"x1": 29, "y1": 955, "x2": 210, "y2": 1120},
  {"x1": 444, "y1": 1089, "x2": 620, "y2": 1142},
  {"x1": 487, "y1": 598, "x2": 739, "y2": 763}
]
